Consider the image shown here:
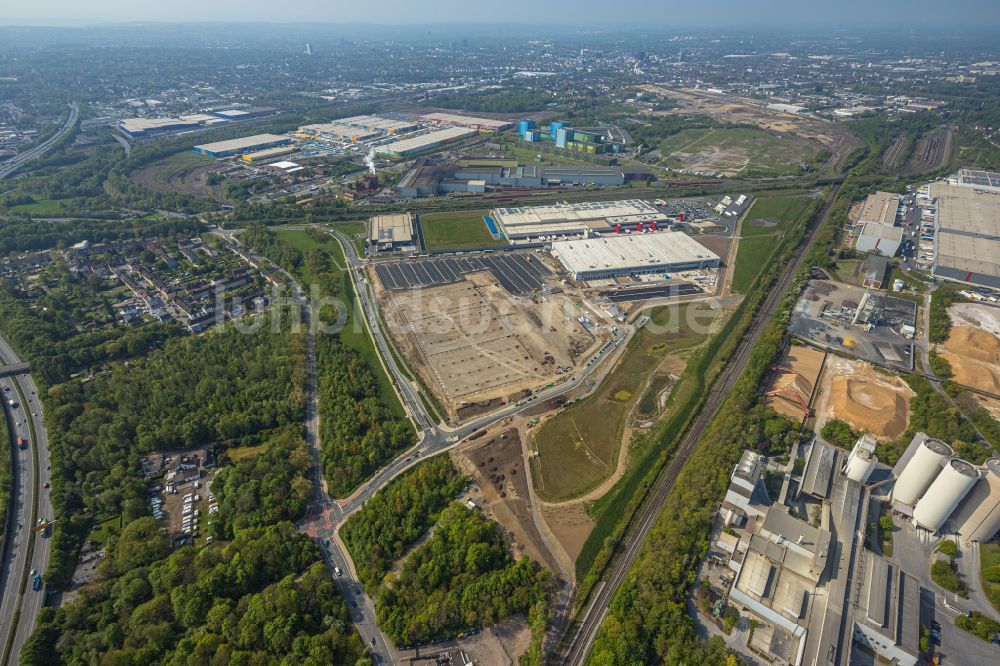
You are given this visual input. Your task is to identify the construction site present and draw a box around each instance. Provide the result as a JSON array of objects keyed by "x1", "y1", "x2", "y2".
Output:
[
  {"x1": 376, "y1": 259, "x2": 604, "y2": 421},
  {"x1": 813, "y1": 355, "x2": 914, "y2": 440}
]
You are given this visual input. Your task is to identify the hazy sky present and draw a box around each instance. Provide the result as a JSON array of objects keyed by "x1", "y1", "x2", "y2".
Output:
[{"x1": 3, "y1": 0, "x2": 1000, "y2": 28}]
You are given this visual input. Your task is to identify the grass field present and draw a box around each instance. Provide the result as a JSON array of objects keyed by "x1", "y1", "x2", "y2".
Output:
[
  {"x1": 227, "y1": 442, "x2": 269, "y2": 461},
  {"x1": 502, "y1": 143, "x2": 602, "y2": 167},
  {"x1": 981, "y1": 542, "x2": 1000, "y2": 614},
  {"x1": 733, "y1": 195, "x2": 816, "y2": 292},
  {"x1": 9, "y1": 197, "x2": 71, "y2": 215},
  {"x1": 732, "y1": 237, "x2": 780, "y2": 294},
  {"x1": 419, "y1": 210, "x2": 510, "y2": 250},
  {"x1": 741, "y1": 196, "x2": 814, "y2": 237},
  {"x1": 86, "y1": 514, "x2": 123, "y2": 548},
  {"x1": 657, "y1": 127, "x2": 817, "y2": 177},
  {"x1": 531, "y1": 304, "x2": 716, "y2": 501}
]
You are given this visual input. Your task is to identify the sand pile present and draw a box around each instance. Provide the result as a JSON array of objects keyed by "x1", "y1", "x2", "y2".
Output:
[
  {"x1": 827, "y1": 375, "x2": 913, "y2": 440},
  {"x1": 767, "y1": 346, "x2": 825, "y2": 420},
  {"x1": 942, "y1": 326, "x2": 1000, "y2": 365},
  {"x1": 939, "y1": 351, "x2": 1000, "y2": 394}
]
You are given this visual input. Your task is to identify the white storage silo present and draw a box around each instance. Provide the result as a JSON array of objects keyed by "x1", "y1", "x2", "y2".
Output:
[
  {"x1": 844, "y1": 434, "x2": 879, "y2": 484},
  {"x1": 913, "y1": 459, "x2": 980, "y2": 532},
  {"x1": 845, "y1": 447, "x2": 877, "y2": 484},
  {"x1": 953, "y1": 459, "x2": 1000, "y2": 542},
  {"x1": 892, "y1": 438, "x2": 953, "y2": 506}
]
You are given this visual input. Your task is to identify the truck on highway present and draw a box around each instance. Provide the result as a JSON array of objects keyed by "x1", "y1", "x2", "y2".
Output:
[
  {"x1": 17, "y1": 435, "x2": 26, "y2": 449},
  {"x1": 32, "y1": 573, "x2": 42, "y2": 591}
]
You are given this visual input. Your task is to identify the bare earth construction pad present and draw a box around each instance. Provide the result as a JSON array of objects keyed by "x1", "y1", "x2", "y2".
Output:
[
  {"x1": 382, "y1": 273, "x2": 595, "y2": 417},
  {"x1": 816, "y1": 356, "x2": 914, "y2": 440}
]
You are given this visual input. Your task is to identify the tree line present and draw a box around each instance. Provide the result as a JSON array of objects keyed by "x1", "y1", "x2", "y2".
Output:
[
  {"x1": 376, "y1": 502, "x2": 551, "y2": 647},
  {"x1": 341, "y1": 456, "x2": 467, "y2": 592},
  {"x1": 43, "y1": 322, "x2": 306, "y2": 587},
  {"x1": 23, "y1": 521, "x2": 369, "y2": 665}
]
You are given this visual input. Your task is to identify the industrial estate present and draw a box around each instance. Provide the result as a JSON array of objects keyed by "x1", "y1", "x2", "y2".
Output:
[{"x1": 1, "y1": 18, "x2": 1000, "y2": 666}]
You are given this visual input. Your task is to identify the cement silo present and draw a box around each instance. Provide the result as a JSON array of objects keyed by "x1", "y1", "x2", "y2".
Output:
[
  {"x1": 845, "y1": 447, "x2": 877, "y2": 484},
  {"x1": 952, "y1": 459, "x2": 1000, "y2": 542},
  {"x1": 892, "y1": 438, "x2": 953, "y2": 506},
  {"x1": 913, "y1": 459, "x2": 980, "y2": 532},
  {"x1": 844, "y1": 434, "x2": 878, "y2": 484}
]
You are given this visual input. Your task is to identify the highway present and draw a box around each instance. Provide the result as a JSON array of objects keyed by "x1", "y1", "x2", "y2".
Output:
[
  {"x1": 558, "y1": 182, "x2": 842, "y2": 665},
  {"x1": 0, "y1": 102, "x2": 78, "y2": 180},
  {"x1": 0, "y1": 335, "x2": 52, "y2": 666}
]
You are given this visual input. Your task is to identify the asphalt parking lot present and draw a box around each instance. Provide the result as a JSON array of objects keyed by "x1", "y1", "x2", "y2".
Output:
[
  {"x1": 375, "y1": 253, "x2": 550, "y2": 295},
  {"x1": 599, "y1": 283, "x2": 702, "y2": 302}
]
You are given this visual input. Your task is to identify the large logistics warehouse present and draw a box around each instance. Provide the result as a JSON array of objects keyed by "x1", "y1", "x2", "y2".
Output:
[
  {"x1": 855, "y1": 191, "x2": 903, "y2": 256},
  {"x1": 492, "y1": 199, "x2": 671, "y2": 240},
  {"x1": 297, "y1": 122, "x2": 380, "y2": 143},
  {"x1": 928, "y1": 181, "x2": 1000, "y2": 288},
  {"x1": 551, "y1": 232, "x2": 720, "y2": 280},
  {"x1": 192, "y1": 134, "x2": 291, "y2": 158},
  {"x1": 419, "y1": 112, "x2": 513, "y2": 132},
  {"x1": 376, "y1": 127, "x2": 477, "y2": 157}
]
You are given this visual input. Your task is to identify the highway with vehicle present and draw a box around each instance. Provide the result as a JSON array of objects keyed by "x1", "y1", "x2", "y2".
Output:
[
  {"x1": 0, "y1": 102, "x2": 78, "y2": 180},
  {"x1": 557, "y1": 183, "x2": 842, "y2": 665},
  {"x1": 0, "y1": 335, "x2": 52, "y2": 666}
]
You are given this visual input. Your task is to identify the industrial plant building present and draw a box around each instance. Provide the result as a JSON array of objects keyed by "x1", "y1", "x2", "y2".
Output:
[
  {"x1": 192, "y1": 134, "x2": 292, "y2": 158},
  {"x1": 492, "y1": 199, "x2": 670, "y2": 240},
  {"x1": 367, "y1": 214, "x2": 416, "y2": 252},
  {"x1": 376, "y1": 127, "x2": 478, "y2": 157},
  {"x1": 889, "y1": 432, "x2": 1000, "y2": 542},
  {"x1": 418, "y1": 112, "x2": 513, "y2": 132},
  {"x1": 120, "y1": 117, "x2": 203, "y2": 138},
  {"x1": 240, "y1": 145, "x2": 297, "y2": 162},
  {"x1": 297, "y1": 122, "x2": 380, "y2": 143},
  {"x1": 928, "y1": 181, "x2": 1000, "y2": 288},
  {"x1": 855, "y1": 191, "x2": 903, "y2": 256},
  {"x1": 956, "y1": 168, "x2": 1000, "y2": 192},
  {"x1": 339, "y1": 115, "x2": 421, "y2": 135},
  {"x1": 551, "y1": 232, "x2": 720, "y2": 280},
  {"x1": 717, "y1": 441, "x2": 923, "y2": 666}
]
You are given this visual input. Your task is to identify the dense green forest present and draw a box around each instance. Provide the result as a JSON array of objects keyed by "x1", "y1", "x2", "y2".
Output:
[
  {"x1": 241, "y1": 223, "x2": 414, "y2": 495},
  {"x1": 209, "y1": 426, "x2": 313, "y2": 539},
  {"x1": 429, "y1": 88, "x2": 557, "y2": 113},
  {"x1": 44, "y1": 322, "x2": 305, "y2": 587},
  {"x1": 376, "y1": 503, "x2": 550, "y2": 646},
  {"x1": 0, "y1": 216, "x2": 202, "y2": 252},
  {"x1": 0, "y1": 407, "x2": 10, "y2": 553},
  {"x1": 341, "y1": 456, "x2": 467, "y2": 592},
  {"x1": 22, "y1": 521, "x2": 369, "y2": 665},
  {"x1": 317, "y1": 337, "x2": 414, "y2": 496}
]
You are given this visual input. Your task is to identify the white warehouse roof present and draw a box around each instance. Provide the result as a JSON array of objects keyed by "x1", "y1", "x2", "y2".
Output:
[{"x1": 552, "y1": 232, "x2": 719, "y2": 278}]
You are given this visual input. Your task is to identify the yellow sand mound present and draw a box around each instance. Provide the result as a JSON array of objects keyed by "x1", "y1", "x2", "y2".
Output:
[
  {"x1": 828, "y1": 376, "x2": 910, "y2": 439},
  {"x1": 938, "y1": 350, "x2": 1000, "y2": 394},
  {"x1": 942, "y1": 326, "x2": 1000, "y2": 365}
]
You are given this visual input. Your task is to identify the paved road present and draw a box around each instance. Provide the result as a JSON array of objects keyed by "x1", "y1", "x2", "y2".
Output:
[
  {"x1": 0, "y1": 336, "x2": 52, "y2": 666},
  {"x1": 558, "y1": 182, "x2": 842, "y2": 665},
  {"x1": 289, "y1": 229, "x2": 636, "y2": 662},
  {"x1": 0, "y1": 102, "x2": 78, "y2": 180}
]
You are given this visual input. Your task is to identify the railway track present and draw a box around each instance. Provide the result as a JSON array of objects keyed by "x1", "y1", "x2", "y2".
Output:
[{"x1": 558, "y1": 181, "x2": 843, "y2": 665}]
